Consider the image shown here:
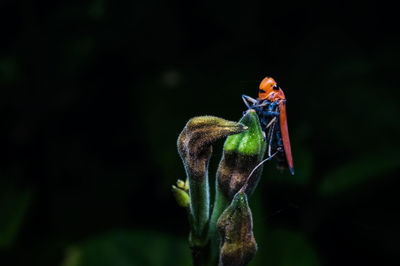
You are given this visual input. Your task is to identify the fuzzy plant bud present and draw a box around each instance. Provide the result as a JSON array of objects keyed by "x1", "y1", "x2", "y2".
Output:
[
  {"x1": 177, "y1": 116, "x2": 247, "y2": 246},
  {"x1": 178, "y1": 116, "x2": 248, "y2": 182},
  {"x1": 217, "y1": 192, "x2": 257, "y2": 266},
  {"x1": 217, "y1": 109, "x2": 266, "y2": 200}
]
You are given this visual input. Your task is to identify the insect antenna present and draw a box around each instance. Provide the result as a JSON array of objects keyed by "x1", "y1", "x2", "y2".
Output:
[{"x1": 239, "y1": 151, "x2": 278, "y2": 194}]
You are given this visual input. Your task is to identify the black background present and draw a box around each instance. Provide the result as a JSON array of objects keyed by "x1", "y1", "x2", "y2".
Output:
[{"x1": 1, "y1": 0, "x2": 399, "y2": 265}]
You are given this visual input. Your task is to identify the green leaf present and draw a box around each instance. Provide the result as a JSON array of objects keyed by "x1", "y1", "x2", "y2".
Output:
[
  {"x1": 61, "y1": 230, "x2": 192, "y2": 266},
  {"x1": 319, "y1": 151, "x2": 400, "y2": 196}
]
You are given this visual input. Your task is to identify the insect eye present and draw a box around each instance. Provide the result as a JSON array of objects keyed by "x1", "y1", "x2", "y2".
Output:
[{"x1": 273, "y1": 84, "x2": 279, "y2": 90}]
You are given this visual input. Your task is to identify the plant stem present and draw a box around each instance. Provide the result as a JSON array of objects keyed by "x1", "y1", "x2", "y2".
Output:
[
  {"x1": 209, "y1": 186, "x2": 230, "y2": 263},
  {"x1": 188, "y1": 177, "x2": 210, "y2": 246}
]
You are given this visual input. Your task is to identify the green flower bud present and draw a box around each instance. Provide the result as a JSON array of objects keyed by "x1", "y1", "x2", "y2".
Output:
[
  {"x1": 176, "y1": 179, "x2": 188, "y2": 190},
  {"x1": 217, "y1": 109, "x2": 266, "y2": 200},
  {"x1": 172, "y1": 179, "x2": 190, "y2": 208},
  {"x1": 217, "y1": 192, "x2": 257, "y2": 266}
]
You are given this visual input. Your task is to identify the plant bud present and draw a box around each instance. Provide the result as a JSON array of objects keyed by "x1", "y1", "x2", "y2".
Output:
[
  {"x1": 217, "y1": 110, "x2": 266, "y2": 200},
  {"x1": 172, "y1": 179, "x2": 190, "y2": 208},
  {"x1": 178, "y1": 116, "x2": 248, "y2": 182},
  {"x1": 217, "y1": 192, "x2": 257, "y2": 266},
  {"x1": 177, "y1": 116, "x2": 248, "y2": 245}
]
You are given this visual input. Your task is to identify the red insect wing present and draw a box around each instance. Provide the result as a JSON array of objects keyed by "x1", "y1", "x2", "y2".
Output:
[{"x1": 279, "y1": 101, "x2": 294, "y2": 175}]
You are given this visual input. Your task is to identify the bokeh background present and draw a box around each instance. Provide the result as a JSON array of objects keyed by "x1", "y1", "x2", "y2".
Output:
[{"x1": 1, "y1": 0, "x2": 399, "y2": 265}]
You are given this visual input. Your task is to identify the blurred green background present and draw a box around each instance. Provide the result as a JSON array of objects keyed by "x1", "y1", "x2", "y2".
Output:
[{"x1": 1, "y1": 0, "x2": 399, "y2": 265}]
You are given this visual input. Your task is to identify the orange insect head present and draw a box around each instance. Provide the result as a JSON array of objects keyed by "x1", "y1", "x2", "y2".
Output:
[{"x1": 258, "y1": 76, "x2": 285, "y2": 101}]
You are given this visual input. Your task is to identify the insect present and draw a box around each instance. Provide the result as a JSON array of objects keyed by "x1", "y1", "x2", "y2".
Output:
[{"x1": 242, "y1": 76, "x2": 294, "y2": 175}]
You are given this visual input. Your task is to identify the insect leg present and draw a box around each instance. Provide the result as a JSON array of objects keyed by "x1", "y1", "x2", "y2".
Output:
[
  {"x1": 266, "y1": 120, "x2": 276, "y2": 157},
  {"x1": 242, "y1": 95, "x2": 257, "y2": 109},
  {"x1": 253, "y1": 101, "x2": 269, "y2": 108},
  {"x1": 265, "y1": 116, "x2": 277, "y2": 129}
]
